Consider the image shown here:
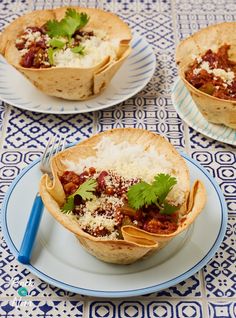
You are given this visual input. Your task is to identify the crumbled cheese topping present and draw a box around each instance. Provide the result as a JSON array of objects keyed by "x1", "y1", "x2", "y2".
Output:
[
  {"x1": 19, "y1": 48, "x2": 28, "y2": 56},
  {"x1": 75, "y1": 194, "x2": 124, "y2": 239},
  {"x1": 191, "y1": 54, "x2": 202, "y2": 64},
  {"x1": 196, "y1": 56, "x2": 202, "y2": 64},
  {"x1": 17, "y1": 29, "x2": 50, "y2": 56},
  {"x1": 23, "y1": 30, "x2": 42, "y2": 44},
  {"x1": 78, "y1": 211, "x2": 117, "y2": 237},
  {"x1": 193, "y1": 60, "x2": 235, "y2": 85},
  {"x1": 16, "y1": 28, "x2": 51, "y2": 63}
]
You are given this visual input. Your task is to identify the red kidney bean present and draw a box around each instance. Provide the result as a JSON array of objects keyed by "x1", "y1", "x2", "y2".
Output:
[
  {"x1": 97, "y1": 171, "x2": 108, "y2": 190},
  {"x1": 78, "y1": 171, "x2": 89, "y2": 184},
  {"x1": 21, "y1": 49, "x2": 35, "y2": 67},
  {"x1": 60, "y1": 171, "x2": 81, "y2": 185},
  {"x1": 36, "y1": 39, "x2": 47, "y2": 49},
  {"x1": 16, "y1": 40, "x2": 26, "y2": 50}
]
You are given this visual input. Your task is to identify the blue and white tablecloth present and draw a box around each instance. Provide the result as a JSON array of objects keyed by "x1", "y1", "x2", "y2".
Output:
[{"x1": 0, "y1": 1, "x2": 235, "y2": 317}]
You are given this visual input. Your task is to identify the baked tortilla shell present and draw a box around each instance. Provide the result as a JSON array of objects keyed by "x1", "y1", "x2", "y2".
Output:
[
  {"x1": 40, "y1": 174, "x2": 157, "y2": 265},
  {"x1": 39, "y1": 128, "x2": 204, "y2": 264},
  {"x1": 176, "y1": 22, "x2": 236, "y2": 129},
  {"x1": 0, "y1": 7, "x2": 132, "y2": 100}
]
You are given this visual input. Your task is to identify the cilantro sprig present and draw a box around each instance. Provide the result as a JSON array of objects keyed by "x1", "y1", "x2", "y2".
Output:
[
  {"x1": 71, "y1": 44, "x2": 85, "y2": 55},
  {"x1": 127, "y1": 173, "x2": 178, "y2": 215},
  {"x1": 61, "y1": 178, "x2": 97, "y2": 213},
  {"x1": 46, "y1": 8, "x2": 89, "y2": 40},
  {"x1": 45, "y1": 9, "x2": 89, "y2": 65},
  {"x1": 47, "y1": 47, "x2": 55, "y2": 65},
  {"x1": 49, "y1": 38, "x2": 66, "y2": 49},
  {"x1": 47, "y1": 38, "x2": 66, "y2": 65}
]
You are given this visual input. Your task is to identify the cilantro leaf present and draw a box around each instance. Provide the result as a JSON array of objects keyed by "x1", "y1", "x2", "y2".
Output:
[
  {"x1": 61, "y1": 196, "x2": 74, "y2": 213},
  {"x1": 61, "y1": 178, "x2": 97, "y2": 213},
  {"x1": 66, "y1": 9, "x2": 89, "y2": 29},
  {"x1": 60, "y1": 16, "x2": 78, "y2": 38},
  {"x1": 46, "y1": 9, "x2": 89, "y2": 40},
  {"x1": 127, "y1": 173, "x2": 178, "y2": 215},
  {"x1": 71, "y1": 45, "x2": 85, "y2": 55},
  {"x1": 160, "y1": 201, "x2": 178, "y2": 215},
  {"x1": 49, "y1": 38, "x2": 66, "y2": 49},
  {"x1": 47, "y1": 47, "x2": 54, "y2": 65},
  {"x1": 46, "y1": 20, "x2": 66, "y2": 38},
  {"x1": 80, "y1": 13, "x2": 90, "y2": 28},
  {"x1": 127, "y1": 181, "x2": 157, "y2": 210},
  {"x1": 153, "y1": 173, "x2": 177, "y2": 203},
  {"x1": 75, "y1": 178, "x2": 97, "y2": 201}
]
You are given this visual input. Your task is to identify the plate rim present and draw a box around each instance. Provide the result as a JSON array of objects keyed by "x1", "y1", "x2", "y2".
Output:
[
  {"x1": 171, "y1": 78, "x2": 236, "y2": 146},
  {"x1": 0, "y1": 34, "x2": 156, "y2": 115},
  {"x1": 1, "y1": 153, "x2": 227, "y2": 297}
]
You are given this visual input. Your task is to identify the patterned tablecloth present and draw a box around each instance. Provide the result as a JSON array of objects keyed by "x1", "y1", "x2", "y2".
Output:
[{"x1": 0, "y1": 0, "x2": 235, "y2": 317}]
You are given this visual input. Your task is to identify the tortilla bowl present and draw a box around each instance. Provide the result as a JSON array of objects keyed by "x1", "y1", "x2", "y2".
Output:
[
  {"x1": 39, "y1": 128, "x2": 206, "y2": 264},
  {"x1": 176, "y1": 22, "x2": 236, "y2": 129},
  {"x1": 0, "y1": 7, "x2": 132, "y2": 100}
]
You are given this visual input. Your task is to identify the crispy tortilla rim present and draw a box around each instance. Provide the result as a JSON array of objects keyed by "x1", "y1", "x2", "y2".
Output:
[
  {"x1": 176, "y1": 22, "x2": 236, "y2": 129},
  {"x1": 39, "y1": 128, "x2": 206, "y2": 264},
  {"x1": 0, "y1": 7, "x2": 132, "y2": 100}
]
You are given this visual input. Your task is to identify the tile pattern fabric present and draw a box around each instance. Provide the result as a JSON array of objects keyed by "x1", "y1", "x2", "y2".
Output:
[{"x1": 0, "y1": 0, "x2": 235, "y2": 317}]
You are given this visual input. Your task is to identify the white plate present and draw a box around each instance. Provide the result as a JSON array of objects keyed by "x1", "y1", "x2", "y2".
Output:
[
  {"x1": 0, "y1": 35, "x2": 155, "y2": 114},
  {"x1": 171, "y1": 78, "x2": 236, "y2": 146},
  {"x1": 1, "y1": 153, "x2": 227, "y2": 297}
]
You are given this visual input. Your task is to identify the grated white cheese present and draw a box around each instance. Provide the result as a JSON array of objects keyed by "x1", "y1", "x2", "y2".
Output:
[
  {"x1": 64, "y1": 137, "x2": 186, "y2": 206},
  {"x1": 23, "y1": 30, "x2": 49, "y2": 47},
  {"x1": 19, "y1": 48, "x2": 28, "y2": 56},
  {"x1": 24, "y1": 30, "x2": 42, "y2": 43},
  {"x1": 74, "y1": 194, "x2": 124, "y2": 239},
  {"x1": 191, "y1": 54, "x2": 202, "y2": 64},
  {"x1": 193, "y1": 61, "x2": 235, "y2": 85},
  {"x1": 17, "y1": 29, "x2": 50, "y2": 56},
  {"x1": 78, "y1": 211, "x2": 116, "y2": 232},
  {"x1": 69, "y1": 211, "x2": 119, "y2": 240}
]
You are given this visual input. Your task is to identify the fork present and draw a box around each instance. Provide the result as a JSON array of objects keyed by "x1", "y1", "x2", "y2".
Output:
[{"x1": 17, "y1": 135, "x2": 66, "y2": 264}]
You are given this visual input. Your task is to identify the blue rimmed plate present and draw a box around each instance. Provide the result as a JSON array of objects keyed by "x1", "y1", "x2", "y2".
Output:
[
  {"x1": 1, "y1": 153, "x2": 227, "y2": 298},
  {"x1": 0, "y1": 34, "x2": 155, "y2": 114},
  {"x1": 172, "y1": 78, "x2": 236, "y2": 146}
]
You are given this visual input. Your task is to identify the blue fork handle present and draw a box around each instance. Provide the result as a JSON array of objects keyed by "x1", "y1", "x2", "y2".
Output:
[{"x1": 18, "y1": 194, "x2": 44, "y2": 264}]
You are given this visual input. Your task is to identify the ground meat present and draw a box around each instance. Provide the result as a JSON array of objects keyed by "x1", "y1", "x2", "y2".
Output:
[
  {"x1": 185, "y1": 44, "x2": 236, "y2": 100},
  {"x1": 60, "y1": 170, "x2": 91, "y2": 195},
  {"x1": 60, "y1": 169, "x2": 179, "y2": 237},
  {"x1": 135, "y1": 206, "x2": 178, "y2": 234},
  {"x1": 143, "y1": 218, "x2": 178, "y2": 234},
  {"x1": 86, "y1": 226, "x2": 110, "y2": 237}
]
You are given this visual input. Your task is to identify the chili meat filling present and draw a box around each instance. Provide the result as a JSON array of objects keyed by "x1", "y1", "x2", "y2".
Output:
[
  {"x1": 185, "y1": 44, "x2": 236, "y2": 100},
  {"x1": 16, "y1": 26, "x2": 94, "y2": 68},
  {"x1": 60, "y1": 168, "x2": 179, "y2": 239},
  {"x1": 14, "y1": 9, "x2": 122, "y2": 70}
]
